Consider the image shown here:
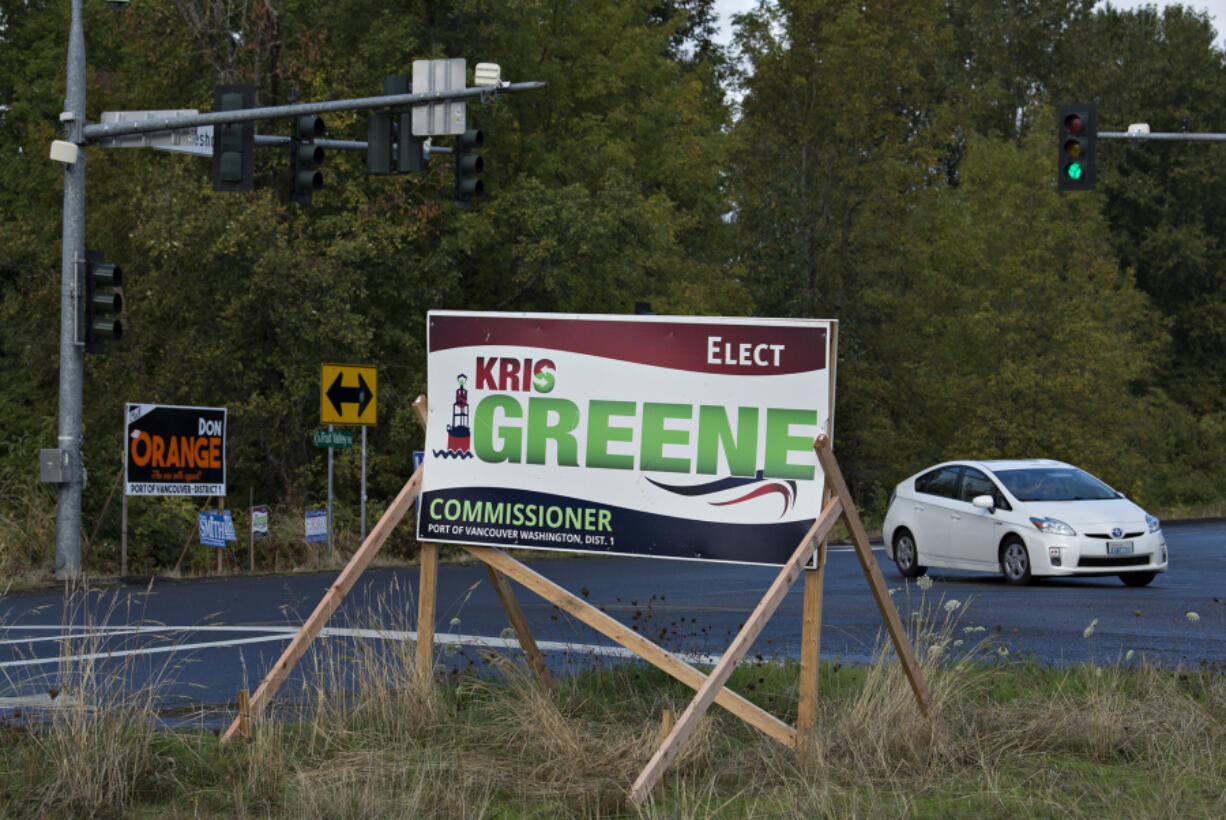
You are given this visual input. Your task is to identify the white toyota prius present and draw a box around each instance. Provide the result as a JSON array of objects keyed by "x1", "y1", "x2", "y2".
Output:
[{"x1": 882, "y1": 459, "x2": 1168, "y2": 586}]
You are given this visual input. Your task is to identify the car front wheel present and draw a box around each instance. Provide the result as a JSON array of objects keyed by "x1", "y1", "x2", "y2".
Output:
[
  {"x1": 1119, "y1": 572, "x2": 1156, "y2": 587},
  {"x1": 1000, "y1": 537, "x2": 1032, "y2": 585},
  {"x1": 893, "y1": 530, "x2": 925, "y2": 578}
]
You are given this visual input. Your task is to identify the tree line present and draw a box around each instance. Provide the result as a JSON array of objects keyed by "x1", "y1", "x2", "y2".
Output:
[{"x1": 2, "y1": 0, "x2": 1224, "y2": 574}]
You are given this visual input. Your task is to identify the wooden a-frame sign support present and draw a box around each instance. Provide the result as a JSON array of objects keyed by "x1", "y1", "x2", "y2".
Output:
[{"x1": 221, "y1": 396, "x2": 937, "y2": 807}]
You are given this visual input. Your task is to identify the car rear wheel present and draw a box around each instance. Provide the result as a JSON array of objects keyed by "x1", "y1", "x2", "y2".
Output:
[
  {"x1": 1000, "y1": 537, "x2": 1032, "y2": 585},
  {"x1": 893, "y1": 530, "x2": 925, "y2": 578},
  {"x1": 1119, "y1": 572, "x2": 1156, "y2": 587}
]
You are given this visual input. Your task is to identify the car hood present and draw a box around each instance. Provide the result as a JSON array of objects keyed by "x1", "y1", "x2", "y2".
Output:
[{"x1": 1023, "y1": 498, "x2": 1148, "y2": 527}]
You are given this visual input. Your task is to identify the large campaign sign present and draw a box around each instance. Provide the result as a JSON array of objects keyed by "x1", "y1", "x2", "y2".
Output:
[
  {"x1": 419, "y1": 312, "x2": 836, "y2": 566},
  {"x1": 125, "y1": 404, "x2": 227, "y2": 496}
]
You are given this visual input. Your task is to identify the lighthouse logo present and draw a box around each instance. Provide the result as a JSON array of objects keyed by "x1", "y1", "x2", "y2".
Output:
[{"x1": 435, "y1": 373, "x2": 475, "y2": 459}]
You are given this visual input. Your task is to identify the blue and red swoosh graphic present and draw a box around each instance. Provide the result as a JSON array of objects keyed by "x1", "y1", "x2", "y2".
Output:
[{"x1": 644, "y1": 471, "x2": 798, "y2": 518}]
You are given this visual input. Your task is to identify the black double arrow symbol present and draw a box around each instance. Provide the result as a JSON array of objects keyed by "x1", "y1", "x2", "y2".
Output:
[{"x1": 325, "y1": 371, "x2": 374, "y2": 418}]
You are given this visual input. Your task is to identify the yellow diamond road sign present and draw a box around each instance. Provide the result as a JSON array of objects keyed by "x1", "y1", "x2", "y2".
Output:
[{"x1": 321, "y1": 364, "x2": 377, "y2": 426}]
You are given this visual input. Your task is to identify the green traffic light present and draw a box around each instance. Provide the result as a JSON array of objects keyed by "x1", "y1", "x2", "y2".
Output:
[{"x1": 1066, "y1": 162, "x2": 1083, "y2": 181}]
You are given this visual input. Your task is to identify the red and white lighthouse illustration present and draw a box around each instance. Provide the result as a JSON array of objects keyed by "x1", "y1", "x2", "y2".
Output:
[{"x1": 440, "y1": 373, "x2": 472, "y2": 456}]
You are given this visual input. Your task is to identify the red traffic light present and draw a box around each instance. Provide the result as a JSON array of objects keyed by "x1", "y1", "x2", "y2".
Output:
[{"x1": 1064, "y1": 113, "x2": 1083, "y2": 135}]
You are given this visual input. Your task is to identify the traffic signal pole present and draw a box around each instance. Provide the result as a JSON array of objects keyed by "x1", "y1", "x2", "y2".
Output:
[
  {"x1": 1098, "y1": 130, "x2": 1226, "y2": 142},
  {"x1": 54, "y1": 0, "x2": 87, "y2": 578},
  {"x1": 50, "y1": 0, "x2": 542, "y2": 579},
  {"x1": 80, "y1": 82, "x2": 545, "y2": 144}
]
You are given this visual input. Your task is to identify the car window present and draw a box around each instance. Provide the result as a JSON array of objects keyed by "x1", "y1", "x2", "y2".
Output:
[
  {"x1": 915, "y1": 466, "x2": 960, "y2": 499},
  {"x1": 959, "y1": 468, "x2": 1010, "y2": 510},
  {"x1": 993, "y1": 467, "x2": 1117, "y2": 501}
]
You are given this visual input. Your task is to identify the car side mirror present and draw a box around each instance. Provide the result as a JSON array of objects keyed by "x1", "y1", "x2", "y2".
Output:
[{"x1": 972, "y1": 494, "x2": 996, "y2": 513}]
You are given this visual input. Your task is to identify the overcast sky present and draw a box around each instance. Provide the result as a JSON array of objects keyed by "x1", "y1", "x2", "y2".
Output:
[{"x1": 711, "y1": 1, "x2": 1226, "y2": 50}]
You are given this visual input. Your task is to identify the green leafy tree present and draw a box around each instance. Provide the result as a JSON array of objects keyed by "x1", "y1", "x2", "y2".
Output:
[
  {"x1": 1057, "y1": 5, "x2": 1226, "y2": 418},
  {"x1": 860, "y1": 133, "x2": 1171, "y2": 499}
]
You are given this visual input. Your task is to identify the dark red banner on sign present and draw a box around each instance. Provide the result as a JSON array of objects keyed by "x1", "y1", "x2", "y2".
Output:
[{"x1": 428, "y1": 314, "x2": 826, "y2": 376}]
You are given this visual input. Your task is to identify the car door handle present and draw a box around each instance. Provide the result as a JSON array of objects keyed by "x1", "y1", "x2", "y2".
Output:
[
  {"x1": 950, "y1": 513, "x2": 962, "y2": 520},
  {"x1": 913, "y1": 504, "x2": 925, "y2": 512}
]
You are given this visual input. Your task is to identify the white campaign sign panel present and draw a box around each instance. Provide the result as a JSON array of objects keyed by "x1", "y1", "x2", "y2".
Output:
[{"x1": 419, "y1": 312, "x2": 836, "y2": 565}]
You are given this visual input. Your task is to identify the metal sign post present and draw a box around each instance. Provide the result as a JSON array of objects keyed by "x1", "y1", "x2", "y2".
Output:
[
  {"x1": 327, "y1": 425, "x2": 334, "y2": 561},
  {"x1": 361, "y1": 426, "x2": 368, "y2": 542},
  {"x1": 319, "y1": 364, "x2": 378, "y2": 559}
]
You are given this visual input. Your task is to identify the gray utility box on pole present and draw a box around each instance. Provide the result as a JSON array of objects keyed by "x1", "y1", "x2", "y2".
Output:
[{"x1": 39, "y1": 449, "x2": 71, "y2": 484}]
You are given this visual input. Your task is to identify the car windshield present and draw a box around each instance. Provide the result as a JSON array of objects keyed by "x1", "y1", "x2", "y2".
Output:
[{"x1": 992, "y1": 467, "x2": 1118, "y2": 502}]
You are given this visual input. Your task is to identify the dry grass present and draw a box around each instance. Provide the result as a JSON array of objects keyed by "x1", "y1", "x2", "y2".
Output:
[
  {"x1": 1, "y1": 581, "x2": 1224, "y2": 818},
  {"x1": 0, "y1": 585, "x2": 193, "y2": 818}
]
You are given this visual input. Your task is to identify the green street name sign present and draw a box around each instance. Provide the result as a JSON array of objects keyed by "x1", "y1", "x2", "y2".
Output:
[{"x1": 314, "y1": 429, "x2": 354, "y2": 448}]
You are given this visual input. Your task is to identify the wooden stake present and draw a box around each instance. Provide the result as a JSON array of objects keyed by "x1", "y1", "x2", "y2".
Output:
[
  {"x1": 655, "y1": 708, "x2": 675, "y2": 794},
  {"x1": 796, "y1": 553, "x2": 826, "y2": 751},
  {"x1": 410, "y1": 395, "x2": 438, "y2": 691},
  {"x1": 236, "y1": 688, "x2": 250, "y2": 739},
  {"x1": 658, "y1": 708, "x2": 674, "y2": 744},
  {"x1": 120, "y1": 470, "x2": 127, "y2": 573},
  {"x1": 415, "y1": 542, "x2": 438, "y2": 690},
  {"x1": 120, "y1": 467, "x2": 128, "y2": 577},
  {"x1": 220, "y1": 465, "x2": 423, "y2": 743},
  {"x1": 248, "y1": 488, "x2": 255, "y2": 573},
  {"x1": 217, "y1": 496, "x2": 225, "y2": 575},
  {"x1": 812, "y1": 435, "x2": 934, "y2": 718},
  {"x1": 628, "y1": 495, "x2": 844, "y2": 804},
  {"x1": 485, "y1": 563, "x2": 555, "y2": 695}
]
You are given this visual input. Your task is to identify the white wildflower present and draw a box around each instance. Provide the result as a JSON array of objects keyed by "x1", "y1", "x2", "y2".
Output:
[
  {"x1": 1186, "y1": 611, "x2": 1200, "y2": 622},
  {"x1": 997, "y1": 645, "x2": 1009, "y2": 657},
  {"x1": 499, "y1": 627, "x2": 516, "y2": 640},
  {"x1": 1083, "y1": 618, "x2": 1098, "y2": 638},
  {"x1": 944, "y1": 599, "x2": 961, "y2": 613},
  {"x1": 953, "y1": 639, "x2": 964, "y2": 648},
  {"x1": 1125, "y1": 649, "x2": 1135, "y2": 662},
  {"x1": 929, "y1": 644, "x2": 944, "y2": 659},
  {"x1": 917, "y1": 576, "x2": 934, "y2": 591}
]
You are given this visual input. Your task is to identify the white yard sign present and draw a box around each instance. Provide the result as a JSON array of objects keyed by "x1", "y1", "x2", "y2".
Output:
[{"x1": 419, "y1": 312, "x2": 836, "y2": 565}]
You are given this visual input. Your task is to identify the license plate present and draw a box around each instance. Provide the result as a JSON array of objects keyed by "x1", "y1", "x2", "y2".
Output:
[{"x1": 1107, "y1": 540, "x2": 1134, "y2": 555}]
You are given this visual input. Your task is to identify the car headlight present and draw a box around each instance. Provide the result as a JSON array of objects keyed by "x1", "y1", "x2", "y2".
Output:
[
  {"x1": 1029, "y1": 516, "x2": 1076, "y2": 536},
  {"x1": 1146, "y1": 514, "x2": 1161, "y2": 533}
]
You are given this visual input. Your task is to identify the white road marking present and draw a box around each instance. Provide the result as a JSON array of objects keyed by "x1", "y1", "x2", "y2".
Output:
[{"x1": 0, "y1": 624, "x2": 724, "y2": 671}]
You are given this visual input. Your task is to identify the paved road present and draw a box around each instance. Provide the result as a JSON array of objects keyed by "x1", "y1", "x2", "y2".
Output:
[{"x1": 1, "y1": 520, "x2": 1222, "y2": 724}]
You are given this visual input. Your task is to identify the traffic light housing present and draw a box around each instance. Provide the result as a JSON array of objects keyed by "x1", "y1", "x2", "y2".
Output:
[
  {"x1": 367, "y1": 74, "x2": 429, "y2": 175},
  {"x1": 83, "y1": 250, "x2": 122, "y2": 355},
  {"x1": 290, "y1": 115, "x2": 325, "y2": 204},
  {"x1": 211, "y1": 84, "x2": 255, "y2": 192},
  {"x1": 454, "y1": 126, "x2": 484, "y2": 209},
  {"x1": 1058, "y1": 104, "x2": 1097, "y2": 191}
]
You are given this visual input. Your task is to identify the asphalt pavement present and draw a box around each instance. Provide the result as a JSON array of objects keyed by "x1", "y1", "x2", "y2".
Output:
[{"x1": 1, "y1": 520, "x2": 1222, "y2": 726}]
